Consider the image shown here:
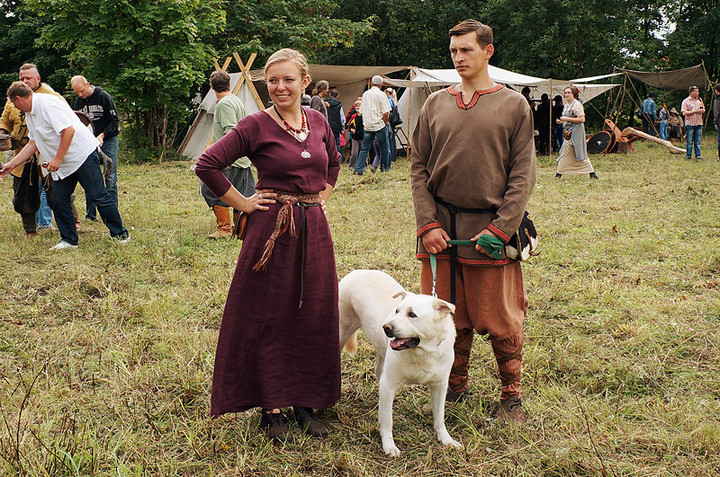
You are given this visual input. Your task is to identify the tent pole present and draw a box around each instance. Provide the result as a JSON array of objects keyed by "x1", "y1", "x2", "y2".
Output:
[
  {"x1": 235, "y1": 52, "x2": 265, "y2": 111},
  {"x1": 406, "y1": 67, "x2": 414, "y2": 158},
  {"x1": 548, "y1": 79, "x2": 552, "y2": 156}
]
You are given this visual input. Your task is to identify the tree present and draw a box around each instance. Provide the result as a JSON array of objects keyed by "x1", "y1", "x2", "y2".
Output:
[
  {"x1": 665, "y1": 0, "x2": 720, "y2": 83},
  {"x1": 0, "y1": 0, "x2": 72, "y2": 93},
  {"x1": 28, "y1": 0, "x2": 226, "y2": 157},
  {"x1": 319, "y1": 0, "x2": 482, "y2": 68},
  {"x1": 212, "y1": 0, "x2": 374, "y2": 63}
]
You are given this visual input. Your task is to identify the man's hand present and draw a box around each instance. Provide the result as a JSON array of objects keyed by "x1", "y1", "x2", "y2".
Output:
[
  {"x1": 422, "y1": 227, "x2": 451, "y2": 254},
  {"x1": 46, "y1": 156, "x2": 63, "y2": 173},
  {"x1": 472, "y1": 229, "x2": 505, "y2": 259},
  {"x1": 0, "y1": 161, "x2": 11, "y2": 178},
  {"x1": 97, "y1": 133, "x2": 104, "y2": 147}
]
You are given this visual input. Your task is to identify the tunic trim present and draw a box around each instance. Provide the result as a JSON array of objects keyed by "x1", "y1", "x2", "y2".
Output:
[
  {"x1": 447, "y1": 84, "x2": 504, "y2": 110},
  {"x1": 417, "y1": 222, "x2": 442, "y2": 237},
  {"x1": 487, "y1": 223, "x2": 510, "y2": 242}
]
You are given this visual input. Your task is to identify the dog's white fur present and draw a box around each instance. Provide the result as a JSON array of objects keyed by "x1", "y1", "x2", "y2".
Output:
[{"x1": 339, "y1": 270, "x2": 462, "y2": 456}]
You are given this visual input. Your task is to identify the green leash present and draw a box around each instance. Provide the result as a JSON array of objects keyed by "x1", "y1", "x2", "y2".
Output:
[{"x1": 429, "y1": 240, "x2": 478, "y2": 297}]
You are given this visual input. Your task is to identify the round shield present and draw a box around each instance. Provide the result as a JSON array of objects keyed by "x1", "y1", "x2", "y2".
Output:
[{"x1": 586, "y1": 130, "x2": 613, "y2": 154}]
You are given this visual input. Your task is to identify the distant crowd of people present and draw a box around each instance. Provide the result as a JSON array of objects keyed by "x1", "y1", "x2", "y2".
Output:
[
  {"x1": 0, "y1": 63, "x2": 127, "y2": 249},
  {"x1": 637, "y1": 84, "x2": 719, "y2": 161}
]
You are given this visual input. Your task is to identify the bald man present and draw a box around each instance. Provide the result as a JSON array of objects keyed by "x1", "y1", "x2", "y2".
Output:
[{"x1": 71, "y1": 75, "x2": 120, "y2": 221}]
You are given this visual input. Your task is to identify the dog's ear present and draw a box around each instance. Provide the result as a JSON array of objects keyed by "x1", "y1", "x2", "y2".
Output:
[
  {"x1": 392, "y1": 290, "x2": 408, "y2": 300},
  {"x1": 433, "y1": 299, "x2": 455, "y2": 318}
]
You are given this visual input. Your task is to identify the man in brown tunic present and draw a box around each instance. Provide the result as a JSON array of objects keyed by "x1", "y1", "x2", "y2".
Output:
[{"x1": 410, "y1": 19, "x2": 536, "y2": 423}]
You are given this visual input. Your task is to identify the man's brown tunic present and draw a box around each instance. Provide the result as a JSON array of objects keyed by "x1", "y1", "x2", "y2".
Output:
[{"x1": 411, "y1": 84, "x2": 536, "y2": 265}]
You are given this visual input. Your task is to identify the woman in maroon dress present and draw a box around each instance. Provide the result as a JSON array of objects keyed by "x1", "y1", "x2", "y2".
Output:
[{"x1": 195, "y1": 48, "x2": 341, "y2": 442}]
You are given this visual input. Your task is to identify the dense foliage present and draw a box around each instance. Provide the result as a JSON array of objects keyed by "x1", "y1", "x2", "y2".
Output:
[{"x1": 0, "y1": 0, "x2": 716, "y2": 159}]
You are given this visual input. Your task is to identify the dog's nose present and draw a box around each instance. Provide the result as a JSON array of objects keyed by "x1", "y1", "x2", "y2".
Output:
[{"x1": 383, "y1": 324, "x2": 394, "y2": 337}]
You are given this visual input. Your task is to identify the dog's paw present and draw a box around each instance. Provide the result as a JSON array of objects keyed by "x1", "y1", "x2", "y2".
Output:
[
  {"x1": 383, "y1": 444, "x2": 401, "y2": 457},
  {"x1": 444, "y1": 438, "x2": 463, "y2": 449},
  {"x1": 438, "y1": 432, "x2": 463, "y2": 449}
]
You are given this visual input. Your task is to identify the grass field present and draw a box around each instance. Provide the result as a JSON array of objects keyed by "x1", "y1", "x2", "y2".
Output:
[{"x1": 1, "y1": 136, "x2": 719, "y2": 476}]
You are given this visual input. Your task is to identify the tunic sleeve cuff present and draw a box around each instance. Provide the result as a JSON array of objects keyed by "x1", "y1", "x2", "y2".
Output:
[
  {"x1": 417, "y1": 222, "x2": 442, "y2": 237},
  {"x1": 487, "y1": 223, "x2": 510, "y2": 243}
]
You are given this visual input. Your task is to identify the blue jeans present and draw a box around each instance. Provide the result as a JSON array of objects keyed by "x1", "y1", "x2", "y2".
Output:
[
  {"x1": 685, "y1": 125, "x2": 702, "y2": 159},
  {"x1": 388, "y1": 127, "x2": 397, "y2": 162},
  {"x1": 51, "y1": 151, "x2": 127, "y2": 245},
  {"x1": 355, "y1": 124, "x2": 390, "y2": 174},
  {"x1": 332, "y1": 131, "x2": 342, "y2": 156},
  {"x1": 86, "y1": 135, "x2": 119, "y2": 219},
  {"x1": 659, "y1": 120, "x2": 668, "y2": 140},
  {"x1": 36, "y1": 186, "x2": 53, "y2": 227}
]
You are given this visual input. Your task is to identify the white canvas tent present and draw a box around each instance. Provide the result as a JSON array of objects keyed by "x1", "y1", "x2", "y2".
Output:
[
  {"x1": 179, "y1": 64, "x2": 409, "y2": 160},
  {"x1": 386, "y1": 66, "x2": 620, "y2": 147}
]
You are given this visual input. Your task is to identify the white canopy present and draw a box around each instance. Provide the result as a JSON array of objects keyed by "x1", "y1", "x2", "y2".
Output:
[{"x1": 386, "y1": 67, "x2": 619, "y2": 145}]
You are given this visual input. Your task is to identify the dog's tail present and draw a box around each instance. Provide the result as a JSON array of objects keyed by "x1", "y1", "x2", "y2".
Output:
[{"x1": 343, "y1": 331, "x2": 358, "y2": 355}]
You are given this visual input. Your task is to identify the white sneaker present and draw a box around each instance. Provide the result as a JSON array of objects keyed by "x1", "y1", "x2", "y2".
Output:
[
  {"x1": 49, "y1": 241, "x2": 78, "y2": 251},
  {"x1": 113, "y1": 232, "x2": 131, "y2": 245}
]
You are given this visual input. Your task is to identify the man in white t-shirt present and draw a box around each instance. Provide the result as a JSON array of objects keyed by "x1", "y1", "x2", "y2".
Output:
[
  {"x1": 353, "y1": 75, "x2": 392, "y2": 175},
  {"x1": 0, "y1": 81, "x2": 129, "y2": 250}
]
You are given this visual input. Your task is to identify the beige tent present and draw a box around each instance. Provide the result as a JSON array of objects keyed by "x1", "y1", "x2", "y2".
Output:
[{"x1": 179, "y1": 64, "x2": 409, "y2": 160}]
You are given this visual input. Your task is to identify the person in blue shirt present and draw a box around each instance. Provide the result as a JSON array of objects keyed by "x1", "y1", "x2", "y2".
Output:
[{"x1": 642, "y1": 93, "x2": 657, "y2": 136}]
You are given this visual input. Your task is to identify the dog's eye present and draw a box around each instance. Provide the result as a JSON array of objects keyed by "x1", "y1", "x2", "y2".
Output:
[{"x1": 408, "y1": 311, "x2": 417, "y2": 318}]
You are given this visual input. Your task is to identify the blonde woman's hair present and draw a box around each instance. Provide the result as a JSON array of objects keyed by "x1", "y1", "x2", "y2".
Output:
[{"x1": 264, "y1": 48, "x2": 310, "y2": 80}]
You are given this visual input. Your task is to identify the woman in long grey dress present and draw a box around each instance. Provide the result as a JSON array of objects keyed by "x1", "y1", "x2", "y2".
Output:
[
  {"x1": 555, "y1": 86, "x2": 598, "y2": 179},
  {"x1": 195, "y1": 48, "x2": 341, "y2": 443}
]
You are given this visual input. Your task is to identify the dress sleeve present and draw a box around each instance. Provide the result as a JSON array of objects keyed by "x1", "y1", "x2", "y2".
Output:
[
  {"x1": 195, "y1": 120, "x2": 253, "y2": 197},
  {"x1": 572, "y1": 101, "x2": 585, "y2": 117}
]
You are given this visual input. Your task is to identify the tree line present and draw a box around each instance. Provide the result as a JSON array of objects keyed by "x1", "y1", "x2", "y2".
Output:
[{"x1": 0, "y1": 0, "x2": 716, "y2": 160}]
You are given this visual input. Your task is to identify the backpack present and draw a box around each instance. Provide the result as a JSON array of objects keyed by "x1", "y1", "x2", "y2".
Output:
[{"x1": 389, "y1": 105, "x2": 403, "y2": 127}]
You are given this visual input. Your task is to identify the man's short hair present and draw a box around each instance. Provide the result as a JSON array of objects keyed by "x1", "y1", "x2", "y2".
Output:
[
  {"x1": 689, "y1": 85, "x2": 699, "y2": 93},
  {"x1": 330, "y1": 89, "x2": 339, "y2": 98},
  {"x1": 449, "y1": 19, "x2": 493, "y2": 47},
  {"x1": 714, "y1": 83, "x2": 720, "y2": 93},
  {"x1": 648, "y1": 93, "x2": 654, "y2": 98},
  {"x1": 371, "y1": 75, "x2": 383, "y2": 86},
  {"x1": 316, "y1": 80, "x2": 329, "y2": 92},
  {"x1": 210, "y1": 70, "x2": 231, "y2": 93},
  {"x1": 19, "y1": 63, "x2": 38, "y2": 73},
  {"x1": 7, "y1": 81, "x2": 32, "y2": 100}
]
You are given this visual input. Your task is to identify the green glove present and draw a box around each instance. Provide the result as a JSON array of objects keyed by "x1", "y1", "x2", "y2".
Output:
[{"x1": 475, "y1": 234, "x2": 505, "y2": 259}]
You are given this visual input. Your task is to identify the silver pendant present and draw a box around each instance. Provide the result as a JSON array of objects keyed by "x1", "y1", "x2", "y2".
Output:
[
  {"x1": 301, "y1": 150, "x2": 311, "y2": 159},
  {"x1": 297, "y1": 131, "x2": 307, "y2": 141}
]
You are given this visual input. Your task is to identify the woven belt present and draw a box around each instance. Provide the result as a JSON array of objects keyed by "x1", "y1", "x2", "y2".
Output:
[{"x1": 253, "y1": 191, "x2": 322, "y2": 308}]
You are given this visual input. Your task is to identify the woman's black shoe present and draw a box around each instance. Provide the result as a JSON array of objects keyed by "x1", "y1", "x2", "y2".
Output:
[
  {"x1": 293, "y1": 406, "x2": 328, "y2": 438},
  {"x1": 554, "y1": 173, "x2": 562, "y2": 179},
  {"x1": 589, "y1": 172, "x2": 599, "y2": 179},
  {"x1": 260, "y1": 409, "x2": 290, "y2": 443}
]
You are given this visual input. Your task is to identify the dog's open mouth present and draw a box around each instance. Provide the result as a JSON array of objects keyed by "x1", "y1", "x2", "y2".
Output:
[{"x1": 389, "y1": 337, "x2": 420, "y2": 350}]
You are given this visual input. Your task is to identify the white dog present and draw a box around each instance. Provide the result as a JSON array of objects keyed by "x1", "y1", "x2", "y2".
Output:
[{"x1": 339, "y1": 270, "x2": 462, "y2": 456}]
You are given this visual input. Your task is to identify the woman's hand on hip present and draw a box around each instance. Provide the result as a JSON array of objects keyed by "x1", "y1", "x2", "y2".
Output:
[{"x1": 244, "y1": 189, "x2": 277, "y2": 213}]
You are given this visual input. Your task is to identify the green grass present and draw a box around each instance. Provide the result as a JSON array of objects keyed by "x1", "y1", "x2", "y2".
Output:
[{"x1": 1, "y1": 137, "x2": 719, "y2": 475}]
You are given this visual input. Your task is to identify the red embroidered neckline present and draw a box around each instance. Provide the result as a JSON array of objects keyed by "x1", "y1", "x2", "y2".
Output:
[{"x1": 447, "y1": 84, "x2": 504, "y2": 110}]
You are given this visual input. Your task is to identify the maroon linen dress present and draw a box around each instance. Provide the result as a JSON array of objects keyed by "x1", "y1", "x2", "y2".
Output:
[{"x1": 195, "y1": 109, "x2": 341, "y2": 415}]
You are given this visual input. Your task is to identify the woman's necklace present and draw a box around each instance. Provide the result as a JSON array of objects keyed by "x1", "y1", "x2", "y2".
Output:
[{"x1": 273, "y1": 105, "x2": 311, "y2": 158}]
